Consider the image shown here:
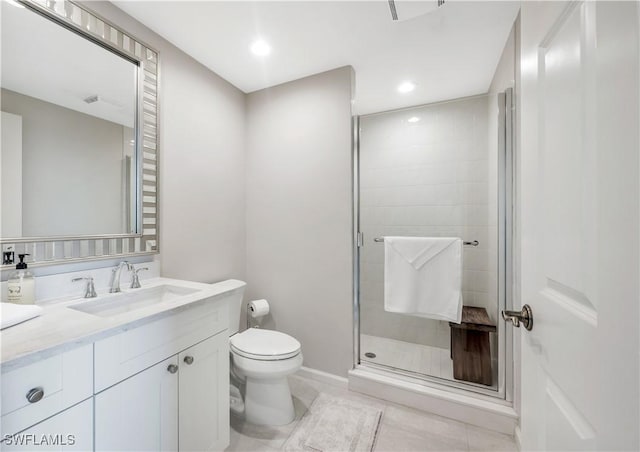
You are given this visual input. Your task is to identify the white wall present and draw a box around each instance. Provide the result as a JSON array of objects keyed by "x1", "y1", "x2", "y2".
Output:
[
  {"x1": 1, "y1": 89, "x2": 129, "y2": 237},
  {"x1": 489, "y1": 23, "x2": 516, "y2": 94},
  {"x1": 359, "y1": 95, "x2": 494, "y2": 353},
  {"x1": 84, "y1": 2, "x2": 247, "y2": 283},
  {"x1": 245, "y1": 67, "x2": 354, "y2": 377},
  {"x1": 0, "y1": 111, "x2": 22, "y2": 238}
]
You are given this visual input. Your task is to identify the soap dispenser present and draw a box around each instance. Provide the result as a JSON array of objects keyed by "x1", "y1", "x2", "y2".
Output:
[{"x1": 7, "y1": 254, "x2": 36, "y2": 305}]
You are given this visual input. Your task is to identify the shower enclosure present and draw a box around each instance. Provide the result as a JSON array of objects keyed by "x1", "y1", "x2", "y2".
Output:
[{"x1": 353, "y1": 91, "x2": 513, "y2": 399}]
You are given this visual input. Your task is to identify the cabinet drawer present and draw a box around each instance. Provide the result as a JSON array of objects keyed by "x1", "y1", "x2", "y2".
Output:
[
  {"x1": 94, "y1": 299, "x2": 227, "y2": 392},
  {"x1": 1, "y1": 344, "x2": 93, "y2": 437},
  {"x1": 2, "y1": 399, "x2": 93, "y2": 451}
]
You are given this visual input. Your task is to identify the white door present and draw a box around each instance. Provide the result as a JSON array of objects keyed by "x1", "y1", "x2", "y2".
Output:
[
  {"x1": 519, "y1": 1, "x2": 639, "y2": 450},
  {"x1": 178, "y1": 333, "x2": 229, "y2": 452},
  {"x1": 2, "y1": 399, "x2": 93, "y2": 452},
  {"x1": 95, "y1": 356, "x2": 179, "y2": 451}
]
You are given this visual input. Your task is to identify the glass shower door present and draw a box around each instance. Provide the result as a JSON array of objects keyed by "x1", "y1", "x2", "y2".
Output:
[{"x1": 356, "y1": 92, "x2": 510, "y2": 397}]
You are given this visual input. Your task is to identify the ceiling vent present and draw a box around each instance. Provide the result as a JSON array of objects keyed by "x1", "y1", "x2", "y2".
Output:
[{"x1": 389, "y1": 1, "x2": 443, "y2": 22}]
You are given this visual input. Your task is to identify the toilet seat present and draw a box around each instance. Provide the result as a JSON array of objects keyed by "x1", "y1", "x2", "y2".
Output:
[{"x1": 230, "y1": 328, "x2": 301, "y2": 361}]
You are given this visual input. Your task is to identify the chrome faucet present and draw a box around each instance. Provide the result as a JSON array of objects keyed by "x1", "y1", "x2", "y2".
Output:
[
  {"x1": 72, "y1": 276, "x2": 97, "y2": 298},
  {"x1": 110, "y1": 261, "x2": 133, "y2": 293},
  {"x1": 130, "y1": 267, "x2": 149, "y2": 289}
]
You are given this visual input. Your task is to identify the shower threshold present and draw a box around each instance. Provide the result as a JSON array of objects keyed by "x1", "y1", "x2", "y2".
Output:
[{"x1": 348, "y1": 364, "x2": 517, "y2": 435}]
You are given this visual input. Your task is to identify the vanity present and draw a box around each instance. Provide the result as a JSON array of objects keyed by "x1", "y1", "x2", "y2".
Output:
[{"x1": 1, "y1": 278, "x2": 245, "y2": 451}]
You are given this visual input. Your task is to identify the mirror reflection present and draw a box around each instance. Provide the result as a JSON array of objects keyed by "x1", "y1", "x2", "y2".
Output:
[{"x1": 0, "y1": 1, "x2": 138, "y2": 238}]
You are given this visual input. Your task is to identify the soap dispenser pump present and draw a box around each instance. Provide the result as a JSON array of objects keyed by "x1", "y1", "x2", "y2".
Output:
[{"x1": 7, "y1": 254, "x2": 36, "y2": 304}]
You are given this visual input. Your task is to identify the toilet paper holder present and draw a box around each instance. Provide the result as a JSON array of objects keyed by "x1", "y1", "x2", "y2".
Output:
[
  {"x1": 246, "y1": 299, "x2": 270, "y2": 329},
  {"x1": 246, "y1": 303, "x2": 254, "y2": 329}
]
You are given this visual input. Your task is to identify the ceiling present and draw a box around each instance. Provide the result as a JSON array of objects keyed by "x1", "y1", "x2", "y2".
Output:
[
  {"x1": 1, "y1": 1, "x2": 136, "y2": 126},
  {"x1": 114, "y1": 1, "x2": 519, "y2": 115}
]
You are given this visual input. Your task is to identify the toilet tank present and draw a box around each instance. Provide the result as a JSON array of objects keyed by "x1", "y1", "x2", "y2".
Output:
[{"x1": 225, "y1": 282, "x2": 245, "y2": 336}]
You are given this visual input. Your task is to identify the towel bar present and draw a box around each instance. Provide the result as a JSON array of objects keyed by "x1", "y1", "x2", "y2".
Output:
[{"x1": 373, "y1": 237, "x2": 479, "y2": 247}]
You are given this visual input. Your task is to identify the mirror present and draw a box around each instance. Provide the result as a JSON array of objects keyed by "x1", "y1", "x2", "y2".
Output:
[
  {"x1": 1, "y1": 1, "x2": 138, "y2": 238},
  {"x1": 0, "y1": 0, "x2": 159, "y2": 268}
]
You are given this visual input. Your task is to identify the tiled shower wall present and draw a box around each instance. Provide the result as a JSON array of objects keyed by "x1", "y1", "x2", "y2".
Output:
[{"x1": 359, "y1": 94, "x2": 498, "y2": 351}]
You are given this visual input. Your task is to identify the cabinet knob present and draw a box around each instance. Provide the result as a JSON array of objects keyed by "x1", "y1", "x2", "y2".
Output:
[
  {"x1": 26, "y1": 387, "x2": 44, "y2": 403},
  {"x1": 167, "y1": 364, "x2": 178, "y2": 374},
  {"x1": 183, "y1": 356, "x2": 194, "y2": 365}
]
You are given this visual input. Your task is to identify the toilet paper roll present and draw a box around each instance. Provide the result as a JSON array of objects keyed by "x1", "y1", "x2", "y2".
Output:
[{"x1": 248, "y1": 299, "x2": 270, "y2": 318}]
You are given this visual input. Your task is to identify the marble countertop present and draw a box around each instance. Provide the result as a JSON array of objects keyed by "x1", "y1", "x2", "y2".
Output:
[{"x1": 1, "y1": 277, "x2": 245, "y2": 372}]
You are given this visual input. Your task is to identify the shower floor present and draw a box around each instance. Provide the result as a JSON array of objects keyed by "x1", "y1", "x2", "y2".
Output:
[{"x1": 360, "y1": 334, "x2": 453, "y2": 380}]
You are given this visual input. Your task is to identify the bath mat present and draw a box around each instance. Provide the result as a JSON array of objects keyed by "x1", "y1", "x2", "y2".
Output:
[{"x1": 283, "y1": 393, "x2": 383, "y2": 452}]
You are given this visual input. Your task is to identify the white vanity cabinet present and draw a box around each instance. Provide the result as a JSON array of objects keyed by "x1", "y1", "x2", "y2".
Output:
[
  {"x1": 2, "y1": 400, "x2": 93, "y2": 452},
  {"x1": 179, "y1": 333, "x2": 229, "y2": 452},
  {"x1": 0, "y1": 344, "x2": 94, "y2": 450},
  {"x1": 93, "y1": 299, "x2": 230, "y2": 451},
  {"x1": 95, "y1": 356, "x2": 179, "y2": 451},
  {"x1": 1, "y1": 279, "x2": 243, "y2": 452},
  {"x1": 94, "y1": 333, "x2": 229, "y2": 452}
]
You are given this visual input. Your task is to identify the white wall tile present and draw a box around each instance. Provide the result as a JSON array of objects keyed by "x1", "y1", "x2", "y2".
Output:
[{"x1": 359, "y1": 95, "x2": 499, "y2": 357}]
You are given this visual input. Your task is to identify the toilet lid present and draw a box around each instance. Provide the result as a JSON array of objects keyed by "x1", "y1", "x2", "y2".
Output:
[{"x1": 230, "y1": 328, "x2": 301, "y2": 361}]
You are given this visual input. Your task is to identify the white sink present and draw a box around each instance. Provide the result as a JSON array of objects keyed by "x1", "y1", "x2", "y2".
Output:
[{"x1": 68, "y1": 285, "x2": 199, "y2": 317}]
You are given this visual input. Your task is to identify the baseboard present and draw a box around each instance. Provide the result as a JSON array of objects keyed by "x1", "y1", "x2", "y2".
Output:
[
  {"x1": 514, "y1": 425, "x2": 522, "y2": 450},
  {"x1": 295, "y1": 366, "x2": 349, "y2": 388},
  {"x1": 348, "y1": 367, "x2": 518, "y2": 435}
]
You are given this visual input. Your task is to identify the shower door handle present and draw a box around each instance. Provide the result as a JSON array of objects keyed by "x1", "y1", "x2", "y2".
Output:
[{"x1": 502, "y1": 305, "x2": 533, "y2": 331}]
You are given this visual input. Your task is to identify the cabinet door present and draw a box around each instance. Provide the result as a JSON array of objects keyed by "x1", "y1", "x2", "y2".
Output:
[
  {"x1": 178, "y1": 332, "x2": 229, "y2": 452},
  {"x1": 2, "y1": 399, "x2": 92, "y2": 451},
  {"x1": 95, "y1": 356, "x2": 178, "y2": 451}
]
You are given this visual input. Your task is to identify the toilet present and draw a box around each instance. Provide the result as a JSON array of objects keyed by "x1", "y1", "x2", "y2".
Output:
[{"x1": 228, "y1": 298, "x2": 303, "y2": 426}]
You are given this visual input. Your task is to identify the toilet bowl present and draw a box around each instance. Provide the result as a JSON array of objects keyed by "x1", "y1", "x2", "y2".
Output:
[{"x1": 230, "y1": 328, "x2": 302, "y2": 426}]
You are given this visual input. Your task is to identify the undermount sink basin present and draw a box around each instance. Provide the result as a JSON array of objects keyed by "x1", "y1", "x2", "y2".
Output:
[{"x1": 68, "y1": 284, "x2": 199, "y2": 317}]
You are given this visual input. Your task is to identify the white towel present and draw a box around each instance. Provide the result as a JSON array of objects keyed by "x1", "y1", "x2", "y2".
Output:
[
  {"x1": 384, "y1": 236, "x2": 463, "y2": 323},
  {"x1": 1, "y1": 302, "x2": 43, "y2": 330}
]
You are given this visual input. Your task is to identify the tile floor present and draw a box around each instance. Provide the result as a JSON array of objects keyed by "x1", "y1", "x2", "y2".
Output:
[
  {"x1": 225, "y1": 373, "x2": 517, "y2": 452},
  {"x1": 361, "y1": 334, "x2": 454, "y2": 380}
]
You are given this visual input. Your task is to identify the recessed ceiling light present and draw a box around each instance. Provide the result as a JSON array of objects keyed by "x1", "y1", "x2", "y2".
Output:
[
  {"x1": 250, "y1": 39, "x2": 271, "y2": 57},
  {"x1": 408, "y1": 117, "x2": 420, "y2": 123},
  {"x1": 397, "y1": 81, "x2": 416, "y2": 94},
  {"x1": 6, "y1": 0, "x2": 25, "y2": 8}
]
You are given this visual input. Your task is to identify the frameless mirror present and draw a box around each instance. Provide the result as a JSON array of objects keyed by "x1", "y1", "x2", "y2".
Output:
[{"x1": 1, "y1": 0, "x2": 138, "y2": 238}]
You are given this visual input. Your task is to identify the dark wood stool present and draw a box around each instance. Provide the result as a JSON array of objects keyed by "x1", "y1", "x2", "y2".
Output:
[{"x1": 449, "y1": 306, "x2": 496, "y2": 386}]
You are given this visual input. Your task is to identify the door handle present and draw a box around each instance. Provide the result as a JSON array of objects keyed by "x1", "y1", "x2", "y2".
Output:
[{"x1": 502, "y1": 305, "x2": 533, "y2": 330}]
